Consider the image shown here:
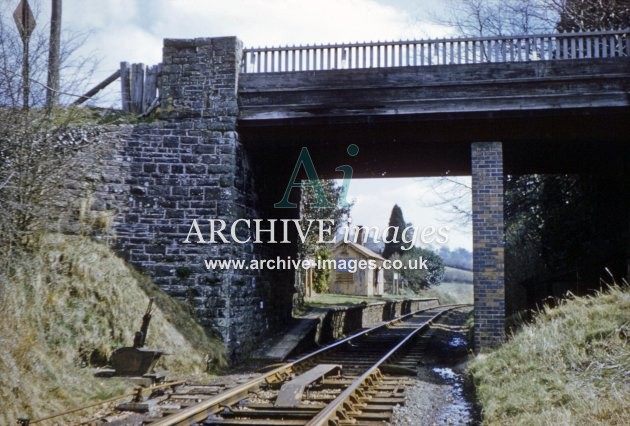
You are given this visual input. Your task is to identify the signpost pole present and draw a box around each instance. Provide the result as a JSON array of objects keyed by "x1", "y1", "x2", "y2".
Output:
[
  {"x1": 13, "y1": 0, "x2": 36, "y2": 110},
  {"x1": 22, "y1": 30, "x2": 30, "y2": 109}
]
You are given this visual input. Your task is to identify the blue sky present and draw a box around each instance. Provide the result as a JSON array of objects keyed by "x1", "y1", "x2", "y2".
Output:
[{"x1": 16, "y1": 0, "x2": 472, "y2": 250}]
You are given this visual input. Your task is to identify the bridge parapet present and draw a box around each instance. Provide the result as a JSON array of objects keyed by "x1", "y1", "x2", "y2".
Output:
[{"x1": 241, "y1": 29, "x2": 629, "y2": 73}]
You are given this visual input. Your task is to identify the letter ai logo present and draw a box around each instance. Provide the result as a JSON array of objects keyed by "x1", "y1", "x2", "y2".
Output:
[{"x1": 274, "y1": 144, "x2": 359, "y2": 209}]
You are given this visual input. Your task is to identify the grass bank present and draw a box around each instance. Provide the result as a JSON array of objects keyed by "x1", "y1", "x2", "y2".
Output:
[
  {"x1": 0, "y1": 234, "x2": 225, "y2": 424},
  {"x1": 469, "y1": 285, "x2": 630, "y2": 425}
]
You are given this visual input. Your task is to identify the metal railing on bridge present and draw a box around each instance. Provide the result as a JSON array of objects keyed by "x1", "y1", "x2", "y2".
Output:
[{"x1": 241, "y1": 29, "x2": 629, "y2": 73}]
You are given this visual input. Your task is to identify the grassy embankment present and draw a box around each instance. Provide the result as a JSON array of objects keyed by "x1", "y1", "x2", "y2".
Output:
[
  {"x1": 470, "y1": 285, "x2": 630, "y2": 425},
  {"x1": 0, "y1": 234, "x2": 225, "y2": 424}
]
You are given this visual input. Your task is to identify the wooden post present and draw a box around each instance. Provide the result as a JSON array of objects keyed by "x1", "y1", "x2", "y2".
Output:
[
  {"x1": 120, "y1": 61, "x2": 130, "y2": 111},
  {"x1": 46, "y1": 0, "x2": 62, "y2": 108},
  {"x1": 131, "y1": 63, "x2": 145, "y2": 113},
  {"x1": 72, "y1": 69, "x2": 121, "y2": 105},
  {"x1": 142, "y1": 64, "x2": 159, "y2": 113}
]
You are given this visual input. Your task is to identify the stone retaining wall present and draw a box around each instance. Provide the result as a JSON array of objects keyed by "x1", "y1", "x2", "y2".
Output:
[{"x1": 317, "y1": 298, "x2": 440, "y2": 343}]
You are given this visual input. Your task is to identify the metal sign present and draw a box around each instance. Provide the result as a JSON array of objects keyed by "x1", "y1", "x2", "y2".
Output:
[{"x1": 13, "y1": 0, "x2": 36, "y2": 40}]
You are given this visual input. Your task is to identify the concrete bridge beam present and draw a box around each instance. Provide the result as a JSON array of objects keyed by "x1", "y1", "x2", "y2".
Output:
[{"x1": 471, "y1": 142, "x2": 505, "y2": 351}]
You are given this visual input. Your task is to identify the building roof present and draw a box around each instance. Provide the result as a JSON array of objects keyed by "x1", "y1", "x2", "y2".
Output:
[{"x1": 333, "y1": 241, "x2": 386, "y2": 261}]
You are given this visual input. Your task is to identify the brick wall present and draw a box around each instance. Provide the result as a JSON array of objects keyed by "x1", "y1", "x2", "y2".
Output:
[{"x1": 471, "y1": 142, "x2": 505, "y2": 351}]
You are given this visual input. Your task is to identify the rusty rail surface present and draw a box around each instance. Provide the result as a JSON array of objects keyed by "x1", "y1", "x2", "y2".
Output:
[
  {"x1": 151, "y1": 304, "x2": 470, "y2": 425},
  {"x1": 305, "y1": 308, "x2": 452, "y2": 425},
  {"x1": 25, "y1": 380, "x2": 184, "y2": 425}
]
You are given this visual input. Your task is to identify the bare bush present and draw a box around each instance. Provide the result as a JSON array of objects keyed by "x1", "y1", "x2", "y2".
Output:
[
  {"x1": 0, "y1": 0, "x2": 103, "y2": 262},
  {"x1": 0, "y1": 109, "x2": 106, "y2": 258},
  {"x1": 422, "y1": 176, "x2": 472, "y2": 229}
]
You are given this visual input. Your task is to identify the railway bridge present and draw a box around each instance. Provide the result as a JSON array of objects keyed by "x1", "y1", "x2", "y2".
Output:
[{"x1": 112, "y1": 30, "x2": 630, "y2": 357}]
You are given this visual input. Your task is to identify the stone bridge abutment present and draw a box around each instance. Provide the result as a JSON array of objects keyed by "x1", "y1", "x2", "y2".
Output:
[{"x1": 108, "y1": 37, "x2": 294, "y2": 359}]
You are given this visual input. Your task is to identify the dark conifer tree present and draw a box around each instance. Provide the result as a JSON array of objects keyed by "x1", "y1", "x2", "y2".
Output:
[{"x1": 382, "y1": 204, "x2": 406, "y2": 259}]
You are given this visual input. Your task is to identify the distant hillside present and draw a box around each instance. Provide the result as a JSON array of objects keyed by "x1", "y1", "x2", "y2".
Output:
[
  {"x1": 443, "y1": 266, "x2": 473, "y2": 283},
  {"x1": 470, "y1": 285, "x2": 630, "y2": 425},
  {"x1": 0, "y1": 234, "x2": 225, "y2": 424},
  {"x1": 437, "y1": 246, "x2": 473, "y2": 270}
]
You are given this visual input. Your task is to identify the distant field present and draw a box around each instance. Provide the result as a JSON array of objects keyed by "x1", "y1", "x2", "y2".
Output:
[{"x1": 424, "y1": 282, "x2": 473, "y2": 305}]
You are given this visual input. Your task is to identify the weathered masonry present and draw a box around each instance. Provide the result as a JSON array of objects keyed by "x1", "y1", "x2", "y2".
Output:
[
  {"x1": 111, "y1": 38, "x2": 295, "y2": 360},
  {"x1": 471, "y1": 143, "x2": 505, "y2": 349},
  {"x1": 109, "y1": 30, "x2": 630, "y2": 356}
]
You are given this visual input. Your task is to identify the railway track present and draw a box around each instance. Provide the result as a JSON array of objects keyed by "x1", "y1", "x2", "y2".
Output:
[{"x1": 134, "y1": 304, "x2": 470, "y2": 426}]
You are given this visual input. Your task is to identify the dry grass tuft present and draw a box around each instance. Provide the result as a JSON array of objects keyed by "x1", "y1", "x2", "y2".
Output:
[
  {"x1": 0, "y1": 234, "x2": 225, "y2": 424},
  {"x1": 469, "y1": 285, "x2": 630, "y2": 425}
]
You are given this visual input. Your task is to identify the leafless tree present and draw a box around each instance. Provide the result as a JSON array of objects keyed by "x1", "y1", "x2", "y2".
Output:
[
  {"x1": 0, "y1": 0, "x2": 95, "y2": 107},
  {"x1": 422, "y1": 176, "x2": 472, "y2": 230},
  {"x1": 436, "y1": 0, "x2": 629, "y2": 37},
  {"x1": 0, "y1": 1, "x2": 103, "y2": 262},
  {"x1": 435, "y1": 0, "x2": 558, "y2": 37},
  {"x1": 556, "y1": 0, "x2": 630, "y2": 31}
]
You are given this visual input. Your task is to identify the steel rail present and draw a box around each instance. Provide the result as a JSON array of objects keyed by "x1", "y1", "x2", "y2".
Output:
[
  {"x1": 150, "y1": 302, "x2": 445, "y2": 425},
  {"x1": 306, "y1": 305, "x2": 465, "y2": 425},
  {"x1": 152, "y1": 303, "x2": 469, "y2": 426},
  {"x1": 26, "y1": 380, "x2": 185, "y2": 424}
]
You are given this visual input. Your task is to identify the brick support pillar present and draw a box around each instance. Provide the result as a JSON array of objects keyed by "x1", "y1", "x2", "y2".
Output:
[{"x1": 471, "y1": 142, "x2": 505, "y2": 351}]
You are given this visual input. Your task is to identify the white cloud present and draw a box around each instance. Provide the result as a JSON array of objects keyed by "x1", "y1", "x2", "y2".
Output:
[
  {"x1": 64, "y1": 0, "x2": 140, "y2": 30},
  {"x1": 345, "y1": 178, "x2": 472, "y2": 250},
  {"x1": 149, "y1": 0, "x2": 415, "y2": 46},
  {"x1": 55, "y1": 0, "x2": 453, "y2": 104},
  {"x1": 91, "y1": 26, "x2": 162, "y2": 68},
  {"x1": 54, "y1": 0, "x2": 455, "y2": 95}
]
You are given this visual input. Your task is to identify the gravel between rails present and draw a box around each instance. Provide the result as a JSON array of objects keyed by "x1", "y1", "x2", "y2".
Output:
[{"x1": 391, "y1": 308, "x2": 478, "y2": 426}]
